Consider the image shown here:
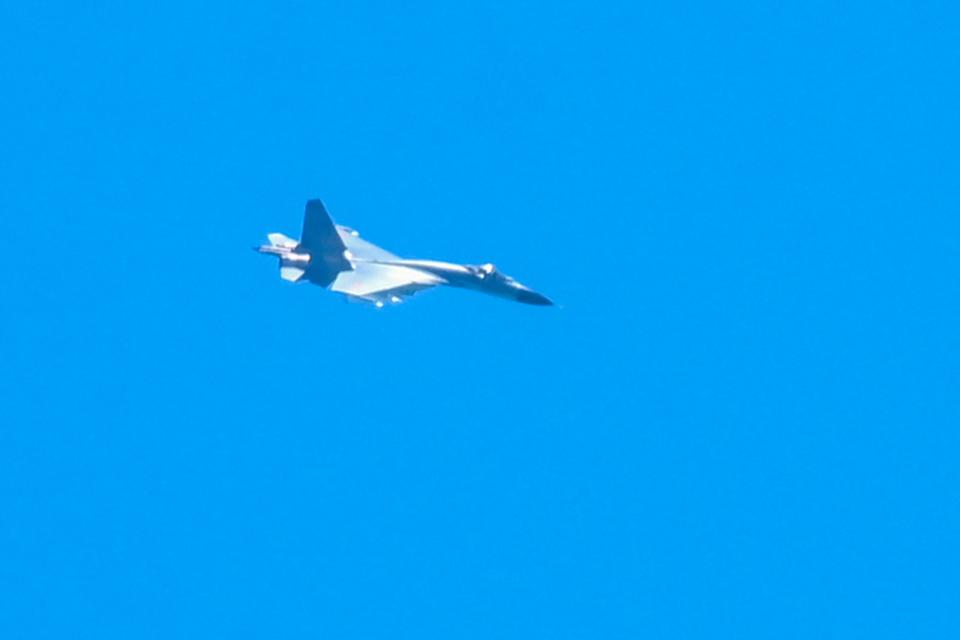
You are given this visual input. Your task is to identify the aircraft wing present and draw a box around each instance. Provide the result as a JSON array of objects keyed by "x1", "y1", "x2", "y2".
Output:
[
  {"x1": 330, "y1": 262, "x2": 444, "y2": 304},
  {"x1": 336, "y1": 226, "x2": 400, "y2": 261}
]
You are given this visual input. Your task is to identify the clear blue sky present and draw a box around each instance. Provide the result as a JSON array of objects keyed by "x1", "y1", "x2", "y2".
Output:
[{"x1": 1, "y1": 2, "x2": 958, "y2": 638}]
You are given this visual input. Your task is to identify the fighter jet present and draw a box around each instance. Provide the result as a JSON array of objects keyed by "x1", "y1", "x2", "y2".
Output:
[{"x1": 254, "y1": 199, "x2": 553, "y2": 307}]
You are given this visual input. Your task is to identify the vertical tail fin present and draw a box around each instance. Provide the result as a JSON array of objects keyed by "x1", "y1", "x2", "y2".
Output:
[{"x1": 299, "y1": 200, "x2": 353, "y2": 286}]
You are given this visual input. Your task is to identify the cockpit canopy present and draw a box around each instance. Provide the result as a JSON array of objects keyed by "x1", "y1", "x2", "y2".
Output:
[
  {"x1": 470, "y1": 263, "x2": 517, "y2": 284},
  {"x1": 469, "y1": 263, "x2": 499, "y2": 279}
]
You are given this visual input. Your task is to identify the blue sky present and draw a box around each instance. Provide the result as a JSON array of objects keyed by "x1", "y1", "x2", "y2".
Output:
[{"x1": 1, "y1": 2, "x2": 958, "y2": 638}]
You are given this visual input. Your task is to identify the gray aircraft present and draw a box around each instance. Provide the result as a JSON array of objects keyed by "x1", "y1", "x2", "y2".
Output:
[{"x1": 254, "y1": 199, "x2": 553, "y2": 307}]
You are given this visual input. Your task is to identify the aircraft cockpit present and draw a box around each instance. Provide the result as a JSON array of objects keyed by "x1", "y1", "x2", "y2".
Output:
[
  {"x1": 470, "y1": 263, "x2": 499, "y2": 279},
  {"x1": 470, "y1": 263, "x2": 518, "y2": 284}
]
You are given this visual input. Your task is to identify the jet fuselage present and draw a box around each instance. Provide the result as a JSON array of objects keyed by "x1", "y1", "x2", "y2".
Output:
[
  {"x1": 373, "y1": 259, "x2": 553, "y2": 305},
  {"x1": 255, "y1": 199, "x2": 553, "y2": 307}
]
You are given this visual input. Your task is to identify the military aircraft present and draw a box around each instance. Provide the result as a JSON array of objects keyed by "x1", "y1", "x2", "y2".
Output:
[{"x1": 254, "y1": 199, "x2": 553, "y2": 307}]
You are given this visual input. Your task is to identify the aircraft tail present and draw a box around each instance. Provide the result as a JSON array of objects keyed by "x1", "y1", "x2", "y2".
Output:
[
  {"x1": 257, "y1": 200, "x2": 353, "y2": 287},
  {"x1": 268, "y1": 233, "x2": 298, "y2": 249},
  {"x1": 280, "y1": 265, "x2": 306, "y2": 282},
  {"x1": 299, "y1": 200, "x2": 353, "y2": 286}
]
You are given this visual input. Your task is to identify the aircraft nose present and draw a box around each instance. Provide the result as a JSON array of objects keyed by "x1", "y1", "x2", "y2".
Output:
[{"x1": 515, "y1": 289, "x2": 554, "y2": 306}]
